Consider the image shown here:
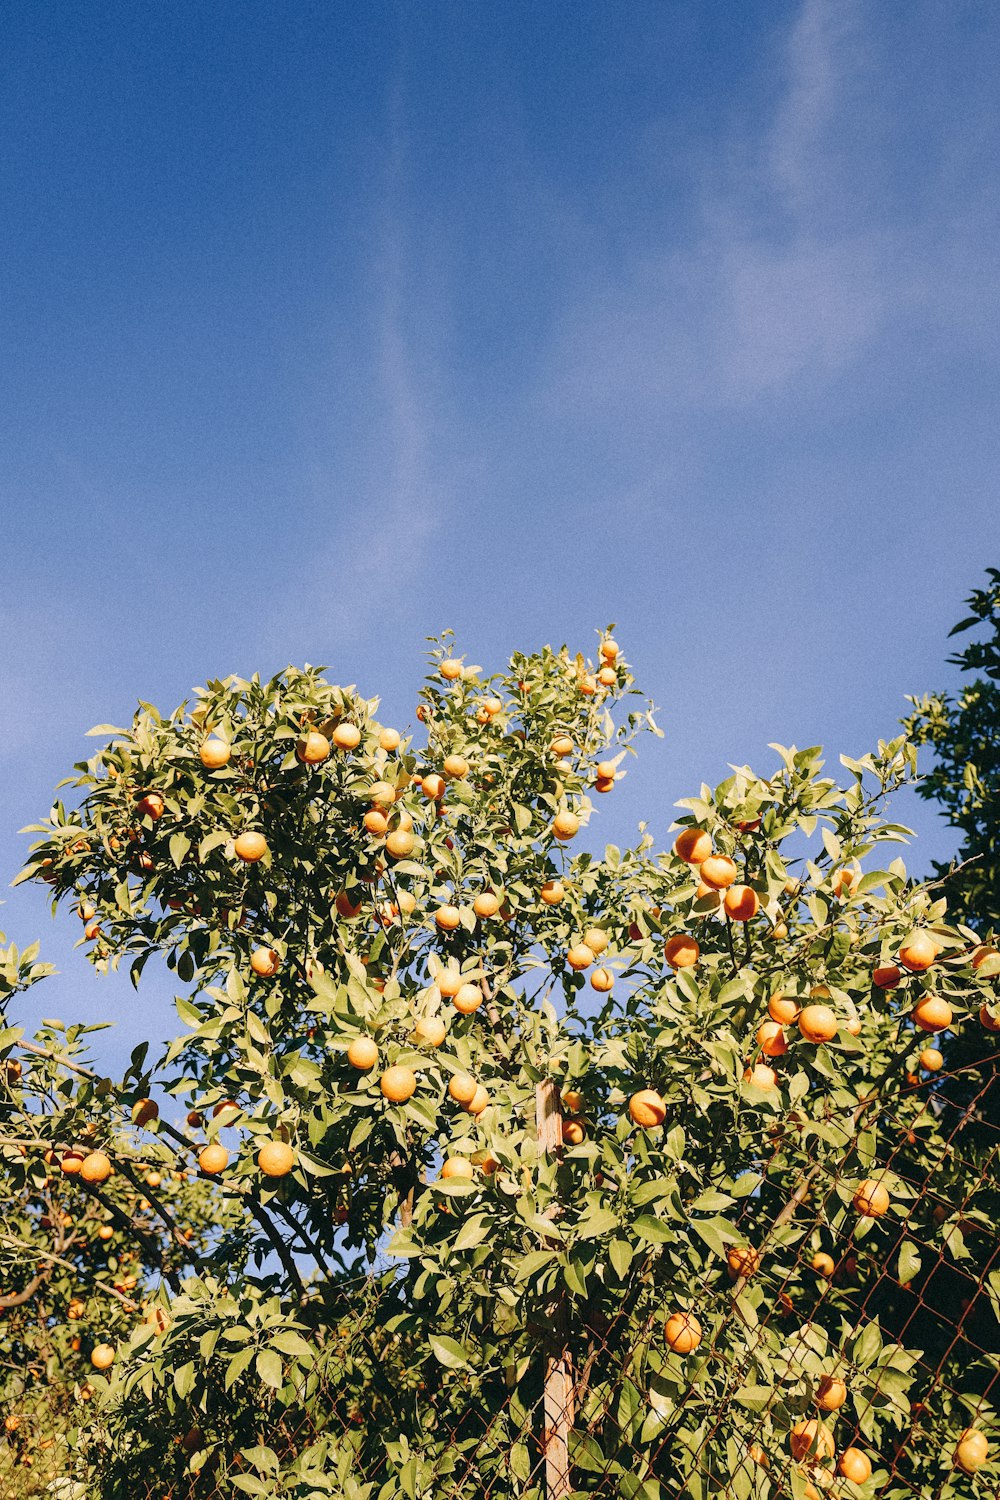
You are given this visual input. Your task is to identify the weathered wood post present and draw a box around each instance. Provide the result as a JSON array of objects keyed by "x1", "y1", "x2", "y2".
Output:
[{"x1": 536, "y1": 1078, "x2": 574, "y2": 1499}]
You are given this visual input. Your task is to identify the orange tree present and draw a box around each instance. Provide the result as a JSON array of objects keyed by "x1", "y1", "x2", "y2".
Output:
[{"x1": 8, "y1": 633, "x2": 999, "y2": 1498}]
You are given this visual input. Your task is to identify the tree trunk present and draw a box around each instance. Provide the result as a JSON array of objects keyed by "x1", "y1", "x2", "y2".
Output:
[{"x1": 536, "y1": 1078, "x2": 574, "y2": 1499}]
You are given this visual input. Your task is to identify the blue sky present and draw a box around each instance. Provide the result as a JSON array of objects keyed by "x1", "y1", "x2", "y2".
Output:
[{"x1": 2, "y1": 0, "x2": 998, "y2": 1067}]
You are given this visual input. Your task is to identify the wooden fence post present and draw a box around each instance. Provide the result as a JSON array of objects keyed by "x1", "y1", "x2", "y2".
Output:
[{"x1": 536, "y1": 1078, "x2": 574, "y2": 1499}]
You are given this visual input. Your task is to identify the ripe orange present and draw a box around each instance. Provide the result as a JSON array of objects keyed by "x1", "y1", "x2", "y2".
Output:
[
  {"x1": 664, "y1": 934, "x2": 699, "y2": 969},
  {"x1": 853, "y1": 1178, "x2": 890, "y2": 1217},
  {"x1": 699, "y1": 855, "x2": 738, "y2": 890},
  {"x1": 443, "y1": 753, "x2": 469, "y2": 779},
  {"x1": 437, "y1": 970, "x2": 462, "y2": 997},
  {"x1": 597, "y1": 666, "x2": 617, "y2": 686},
  {"x1": 421, "y1": 773, "x2": 446, "y2": 800},
  {"x1": 798, "y1": 1005, "x2": 838, "y2": 1043},
  {"x1": 579, "y1": 673, "x2": 597, "y2": 695},
  {"x1": 413, "y1": 1016, "x2": 446, "y2": 1047},
  {"x1": 594, "y1": 775, "x2": 615, "y2": 793},
  {"x1": 562, "y1": 1119, "x2": 586, "y2": 1145},
  {"x1": 332, "y1": 724, "x2": 362, "y2": 751},
  {"x1": 980, "y1": 1004, "x2": 1000, "y2": 1032},
  {"x1": 954, "y1": 1429, "x2": 989, "y2": 1474},
  {"x1": 972, "y1": 944, "x2": 998, "y2": 971},
  {"x1": 837, "y1": 1449, "x2": 872, "y2": 1484},
  {"x1": 831, "y1": 865, "x2": 861, "y2": 899},
  {"x1": 811, "y1": 1251, "x2": 835, "y2": 1277},
  {"x1": 873, "y1": 964, "x2": 902, "y2": 989},
  {"x1": 440, "y1": 1156, "x2": 473, "y2": 1180},
  {"x1": 84, "y1": 918, "x2": 102, "y2": 941},
  {"x1": 664, "y1": 1312, "x2": 702, "y2": 1354},
  {"x1": 448, "y1": 1073, "x2": 478, "y2": 1105},
  {"x1": 90, "y1": 1343, "x2": 115, "y2": 1372},
  {"x1": 590, "y1": 967, "x2": 614, "y2": 992},
  {"x1": 363, "y1": 809, "x2": 388, "y2": 837},
  {"x1": 296, "y1": 730, "x2": 330, "y2": 764},
  {"x1": 816, "y1": 1375, "x2": 846, "y2": 1411},
  {"x1": 789, "y1": 1420, "x2": 835, "y2": 1461},
  {"x1": 629, "y1": 1090, "x2": 666, "y2": 1127},
  {"x1": 132, "y1": 1098, "x2": 159, "y2": 1127},
  {"x1": 550, "y1": 735, "x2": 575, "y2": 756},
  {"x1": 198, "y1": 1144, "x2": 229, "y2": 1175},
  {"x1": 599, "y1": 638, "x2": 619, "y2": 661},
  {"x1": 440, "y1": 658, "x2": 463, "y2": 681},
  {"x1": 335, "y1": 890, "x2": 362, "y2": 918},
  {"x1": 724, "y1": 885, "x2": 759, "y2": 922},
  {"x1": 380, "y1": 1066, "x2": 416, "y2": 1104},
  {"x1": 473, "y1": 891, "x2": 500, "y2": 918},
  {"x1": 453, "y1": 983, "x2": 483, "y2": 1014},
  {"x1": 540, "y1": 880, "x2": 565, "y2": 905},
  {"x1": 552, "y1": 810, "x2": 580, "y2": 840},
  {"x1": 726, "y1": 1245, "x2": 760, "y2": 1280},
  {"x1": 743, "y1": 1063, "x2": 778, "y2": 1090},
  {"x1": 61, "y1": 1150, "x2": 84, "y2": 1175},
  {"x1": 898, "y1": 930, "x2": 937, "y2": 973},
  {"x1": 386, "y1": 829, "x2": 415, "y2": 859},
  {"x1": 200, "y1": 738, "x2": 231, "y2": 769},
  {"x1": 347, "y1": 1037, "x2": 378, "y2": 1071},
  {"x1": 919, "y1": 1046, "x2": 943, "y2": 1071},
  {"x1": 768, "y1": 994, "x2": 800, "y2": 1024},
  {"x1": 757, "y1": 1021, "x2": 787, "y2": 1058},
  {"x1": 250, "y1": 947, "x2": 280, "y2": 978},
  {"x1": 234, "y1": 832, "x2": 268, "y2": 863},
  {"x1": 136, "y1": 792, "x2": 165, "y2": 821},
  {"x1": 257, "y1": 1141, "x2": 295, "y2": 1178},
  {"x1": 80, "y1": 1152, "x2": 112, "y2": 1185},
  {"x1": 567, "y1": 943, "x2": 596, "y2": 971},
  {"x1": 912, "y1": 995, "x2": 952, "y2": 1032},
  {"x1": 595, "y1": 760, "x2": 616, "y2": 781},
  {"x1": 379, "y1": 727, "x2": 401, "y2": 752},
  {"x1": 145, "y1": 1171, "x2": 162, "y2": 1189},
  {"x1": 583, "y1": 927, "x2": 609, "y2": 955},
  {"x1": 97, "y1": 1225, "x2": 114, "y2": 1242},
  {"x1": 435, "y1": 904, "x2": 462, "y2": 931}
]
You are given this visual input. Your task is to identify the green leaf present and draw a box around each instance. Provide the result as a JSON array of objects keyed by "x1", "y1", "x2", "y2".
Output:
[
  {"x1": 429, "y1": 1335, "x2": 471, "y2": 1371},
  {"x1": 897, "y1": 1241, "x2": 921, "y2": 1286},
  {"x1": 634, "y1": 1215, "x2": 673, "y2": 1245},
  {"x1": 255, "y1": 1348, "x2": 283, "y2": 1390}
]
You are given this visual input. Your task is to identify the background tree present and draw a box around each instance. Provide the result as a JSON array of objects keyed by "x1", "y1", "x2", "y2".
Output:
[{"x1": 2, "y1": 634, "x2": 998, "y2": 1499}]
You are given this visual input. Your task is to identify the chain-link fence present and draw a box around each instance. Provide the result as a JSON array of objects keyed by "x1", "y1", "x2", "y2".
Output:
[{"x1": 3, "y1": 1055, "x2": 997, "y2": 1500}]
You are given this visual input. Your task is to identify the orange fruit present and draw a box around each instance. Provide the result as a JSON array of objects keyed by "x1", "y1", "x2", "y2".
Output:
[
  {"x1": 768, "y1": 994, "x2": 800, "y2": 1024},
  {"x1": 552, "y1": 810, "x2": 580, "y2": 840},
  {"x1": 812, "y1": 1251, "x2": 835, "y2": 1277},
  {"x1": 798, "y1": 1005, "x2": 838, "y2": 1043},
  {"x1": 380, "y1": 1066, "x2": 416, "y2": 1103},
  {"x1": 347, "y1": 1037, "x2": 378, "y2": 1071},
  {"x1": 257, "y1": 1141, "x2": 295, "y2": 1178},
  {"x1": 664, "y1": 934, "x2": 699, "y2": 969},
  {"x1": 250, "y1": 947, "x2": 280, "y2": 978},
  {"x1": 440, "y1": 658, "x2": 462, "y2": 680},
  {"x1": 699, "y1": 855, "x2": 738, "y2": 890},
  {"x1": 363, "y1": 809, "x2": 388, "y2": 837},
  {"x1": 61, "y1": 1150, "x2": 84, "y2": 1175},
  {"x1": 757, "y1": 1021, "x2": 787, "y2": 1058},
  {"x1": 583, "y1": 927, "x2": 609, "y2": 955},
  {"x1": 200, "y1": 738, "x2": 231, "y2": 769},
  {"x1": 837, "y1": 1449, "x2": 872, "y2": 1484},
  {"x1": 145, "y1": 1171, "x2": 162, "y2": 1189},
  {"x1": 335, "y1": 890, "x2": 362, "y2": 918},
  {"x1": 421, "y1": 773, "x2": 446, "y2": 800},
  {"x1": 332, "y1": 723, "x2": 362, "y2": 750},
  {"x1": 84, "y1": 918, "x2": 101, "y2": 941},
  {"x1": 473, "y1": 891, "x2": 500, "y2": 918},
  {"x1": 440, "y1": 1156, "x2": 473, "y2": 1180},
  {"x1": 132, "y1": 1098, "x2": 159, "y2": 1127},
  {"x1": 198, "y1": 1144, "x2": 229, "y2": 1175},
  {"x1": 919, "y1": 1046, "x2": 943, "y2": 1071},
  {"x1": 899, "y1": 930, "x2": 937, "y2": 973},
  {"x1": 831, "y1": 865, "x2": 860, "y2": 899},
  {"x1": 629, "y1": 1090, "x2": 666, "y2": 1127},
  {"x1": 90, "y1": 1343, "x2": 116, "y2": 1371},
  {"x1": 743, "y1": 1063, "x2": 778, "y2": 1090},
  {"x1": 597, "y1": 666, "x2": 617, "y2": 686},
  {"x1": 724, "y1": 885, "x2": 759, "y2": 922},
  {"x1": 972, "y1": 944, "x2": 998, "y2": 970},
  {"x1": 453, "y1": 983, "x2": 483, "y2": 1014},
  {"x1": 590, "y1": 967, "x2": 614, "y2": 992},
  {"x1": 664, "y1": 1312, "x2": 702, "y2": 1354},
  {"x1": 448, "y1": 1073, "x2": 478, "y2": 1105},
  {"x1": 594, "y1": 775, "x2": 615, "y2": 793},
  {"x1": 379, "y1": 727, "x2": 401, "y2": 752},
  {"x1": 980, "y1": 1004, "x2": 1000, "y2": 1032},
  {"x1": 599, "y1": 639, "x2": 619, "y2": 661},
  {"x1": 386, "y1": 829, "x2": 415, "y2": 859},
  {"x1": 435, "y1": 904, "x2": 462, "y2": 931},
  {"x1": 873, "y1": 964, "x2": 902, "y2": 989},
  {"x1": 567, "y1": 943, "x2": 596, "y2": 971},
  {"x1": 437, "y1": 970, "x2": 462, "y2": 997},
  {"x1": 550, "y1": 735, "x2": 575, "y2": 756},
  {"x1": 595, "y1": 759, "x2": 616, "y2": 781},
  {"x1": 912, "y1": 995, "x2": 952, "y2": 1032},
  {"x1": 136, "y1": 792, "x2": 165, "y2": 820},
  {"x1": 540, "y1": 880, "x2": 565, "y2": 906},
  {"x1": 97, "y1": 1225, "x2": 114, "y2": 1242},
  {"x1": 816, "y1": 1375, "x2": 847, "y2": 1411},
  {"x1": 726, "y1": 1245, "x2": 760, "y2": 1280},
  {"x1": 464, "y1": 1084, "x2": 489, "y2": 1115},
  {"x1": 789, "y1": 1421, "x2": 835, "y2": 1462},
  {"x1": 853, "y1": 1177, "x2": 890, "y2": 1217},
  {"x1": 443, "y1": 753, "x2": 469, "y2": 779},
  {"x1": 234, "y1": 832, "x2": 268, "y2": 863},
  {"x1": 413, "y1": 1016, "x2": 446, "y2": 1047},
  {"x1": 954, "y1": 1429, "x2": 989, "y2": 1474},
  {"x1": 671, "y1": 828, "x2": 710, "y2": 864},
  {"x1": 562, "y1": 1119, "x2": 586, "y2": 1145},
  {"x1": 296, "y1": 730, "x2": 330, "y2": 764},
  {"x1": 80, "y1": 1152, "x2": 112, "y2": 1185}
]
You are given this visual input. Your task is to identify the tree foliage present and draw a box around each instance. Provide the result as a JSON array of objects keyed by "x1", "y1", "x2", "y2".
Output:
[{"x1": 2, "y1": 633, "x2": 998, "y2": 1498}]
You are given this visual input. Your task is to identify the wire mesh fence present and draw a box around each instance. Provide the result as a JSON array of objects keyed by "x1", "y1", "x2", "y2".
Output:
[{"x1": 2, "y1": 1055, "x2": 997, "y2": 1500}]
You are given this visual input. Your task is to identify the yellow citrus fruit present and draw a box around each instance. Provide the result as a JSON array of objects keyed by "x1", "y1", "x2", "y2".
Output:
[
  {"x1": 296, "y1": 730, "x2": 330, "y2": 764},
  {"x1": 629, "y1": 1090, "x2": 666, "y2": 1127},
  {"x1": 250, "y1": 947, "x2": 280, "y2": 977},
  {"x1": 80, "y1": 1152, "x2": 112, "y2": 1185},
  {"x1": 332, "y1": 724, "x2": 362, "y2": 750},
  {"x1": 380, "y1": 1066, "x2": 417, "y2": 1103},
  {"x1": 234, "y1": 832, "x2": 267, "y2": 863},
  {"x1": 257, "y1": 1141, "x2": 295, "y2": 1178},
  {"x1": 347, "y1": 1037, "x2": 378, "y2": 1071},
  {"x1": 664, "y1": 934, "x2": 699, "y2": 969},
  {"x1": 198, "y1": 1144, "x2": 229, "y2": 1175},
  {"x1": 853, "y1": 1177, "x2": 890, "y2": 1217},
  {"x1": 898, "y1": 930, "x2": 938, "y2": 973},
  {"x1": 664, "y1": 1312, "x2": 702, "y2": 1354},
  {"x1": 699, "y1": 855, "x2": 738, "y2": 890},
  {"x1": 199, "y1": 738, "x2": 231, "y2": 769}
]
